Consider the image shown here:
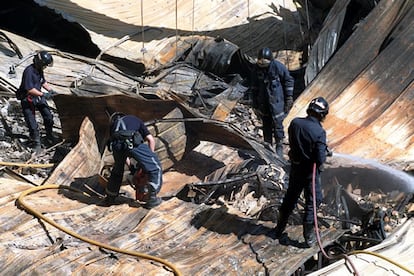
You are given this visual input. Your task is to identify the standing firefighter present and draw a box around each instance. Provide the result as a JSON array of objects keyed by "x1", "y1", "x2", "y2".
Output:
[
  {"x1": 105, "y1": 112, "x2": 163, "y2": 209},
  {"x1": 274, "y1": 97, "x2": 331, "y2": 247},
  {"x1": 16, "y1": 50, "x2": 59, "y2": 151},
  {"x1": 251, "y1": 47, "x2": 294, "y2": 158}
]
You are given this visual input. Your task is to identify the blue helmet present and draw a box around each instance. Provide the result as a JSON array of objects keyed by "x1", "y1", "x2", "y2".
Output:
[
  {"x1": 33, "y1": 51, "x2": 53, "y2": 69},
  {"x1": 257, "y1": 47, "x2": 273, "y2": 61}
]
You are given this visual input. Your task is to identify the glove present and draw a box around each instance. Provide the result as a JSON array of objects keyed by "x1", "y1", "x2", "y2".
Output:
[
  {"x1": 43, "y1": 92, "x2": 53, "y2": 100},
  {"x1": 43, "y1": 90, "x2": 57, "y2": 100},
  {"x1": 129, "y1": 164, "x2": 137, "y2": 175},
  {"x1": 326, "y1": 147, "x2": 333, "y2": 157},
  {"x1": 49, "y1": 90, "x2": 58, "y2": 97},
  {"x1": 284, "y1": 96, "x2": 293, "y2": 113}
]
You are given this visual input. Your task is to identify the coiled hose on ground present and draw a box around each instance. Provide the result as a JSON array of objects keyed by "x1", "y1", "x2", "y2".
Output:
[{"x1": 17, "y1": 184, "x2": 182, "y2": 276}]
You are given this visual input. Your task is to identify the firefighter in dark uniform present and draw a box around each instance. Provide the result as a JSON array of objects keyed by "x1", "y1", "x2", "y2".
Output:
[
  {"x1": 17, "y1": 50, "x2": 58, "y2": 151},
  {"x1": 274, "y1": 97, "x2": 331, "y2": 247},
  {"x1": 251, "y1": 47, "x2": 295, "y2": 158},
  {"x1": 106, "y1": 112, "x2": 163, "y2": 209}
]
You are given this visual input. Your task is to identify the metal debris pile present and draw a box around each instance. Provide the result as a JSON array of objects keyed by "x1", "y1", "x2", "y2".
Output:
[
  {"x1": 1, "y1": 87, "x2": 413, "y2": 255},
  {"x1": 0, "y1": 96, "x2": 68, "y2": 183},
  {"x1": 178, "y1": 132, "x2": 414, "y2": 253},
  {"x1": 228, "y1": 101, "x2": 264, "y2": 138},
  {"x1": 304, "y1": 175, "x2": 412, "y2": 250}
]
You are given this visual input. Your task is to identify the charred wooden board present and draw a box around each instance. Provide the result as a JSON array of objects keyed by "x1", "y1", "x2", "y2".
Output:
[{"x1": 52, "y1": 94, "x2": 181, "y2": 151}]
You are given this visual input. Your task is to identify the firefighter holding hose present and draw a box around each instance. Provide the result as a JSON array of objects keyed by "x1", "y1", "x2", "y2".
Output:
[{"x1": 274, "y1": 97, "x2": 332, "y2": 247}]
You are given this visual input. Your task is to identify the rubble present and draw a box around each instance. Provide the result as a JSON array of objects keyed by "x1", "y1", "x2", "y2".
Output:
[
  {"x1": 0, "y1": 55, "x2": 413, "y2": 275},
  {"x1": 0, "y1": 0, "x2": 413, "y2": 274},
  {"x1": 0, "y1": 85, "x2": 412, "y2": 237}
]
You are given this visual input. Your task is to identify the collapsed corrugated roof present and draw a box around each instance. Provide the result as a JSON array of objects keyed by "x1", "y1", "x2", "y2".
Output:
[
  {"x1": 0, "y1": 0, "x2": 413, "y2": 275},
  {"x1": 4, "y1": 0, "x2": 410, "y2": 166},
  {"x1": 31, "y1": 0, "x2": 304, "y2": 69},
  {"x1": 304, "y1": 0, "x2": 351, "y2": 84},
  {"x1": 287, "y1": 0, "x2": 414, "y2": 165}
]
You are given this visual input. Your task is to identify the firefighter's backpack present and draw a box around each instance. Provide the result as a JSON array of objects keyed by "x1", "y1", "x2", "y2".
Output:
[{"x1": 109, "y1": 117, "x2": 144, "y2": 151}]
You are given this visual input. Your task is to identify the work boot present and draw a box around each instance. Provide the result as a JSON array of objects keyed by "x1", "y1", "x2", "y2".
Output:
[
  {"x1": 101, "y1": 194, "x2": 116, "y2": 206},
  {"x1": 30, "y1": 135, "x2": 41, "y2": 153},
  {"x1": 46, "y1": 131, "x2": 61, "y2": 146},
  {"x1": 274, "y1": 225, "x2": 285, "y2": 239},
  {"x1": 274, "y1": 210, "x2": 288, "y2": 239},
  {"x1": 303, "y1": 223, "x2": 316, "y2": 247},
  {"x1": 145, "y1": 190, "x2": 162, "y2": 209},
  {"x1": 275, "y1": 142, "x2": 284, "y2": 159},
  {"x1": 101, "y1": 187, "x2": 118, "y2": 206}
]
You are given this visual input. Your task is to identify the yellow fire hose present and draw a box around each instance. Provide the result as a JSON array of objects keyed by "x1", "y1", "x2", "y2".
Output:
[
  {"x1": 349, "y1": 250, "x2": 414, "y2": 274},
  {"x1": 16, "y1": 170, "x2": 413, "y2": 275},
  {"x1": 17, "y1": 184, "x2": 182, "y2": 276},
  {"x1": 0, "y1": 161, "x2": 54, "y2": 168}
]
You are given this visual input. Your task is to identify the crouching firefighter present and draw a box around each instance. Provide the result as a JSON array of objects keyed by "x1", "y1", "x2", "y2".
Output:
[{"x1": 105, "y1": 112, "x2": 163, "y2": 209}]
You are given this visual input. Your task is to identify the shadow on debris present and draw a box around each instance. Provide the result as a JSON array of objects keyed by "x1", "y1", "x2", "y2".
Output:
[
  {"x1": 271, "y1": 233, "x2": 310, "y2": 248},
  {"x1": 190, "y1": 204, "x2": 308, "y2": 248},
  {"x1": 55, "y1": 175, "x2": 142, "y2": 208}
]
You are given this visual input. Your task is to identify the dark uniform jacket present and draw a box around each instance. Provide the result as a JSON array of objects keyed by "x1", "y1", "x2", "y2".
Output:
[
  {"x1": 110, "y1": 115, "x2": 149, "y2": 138},
  {"x1": 288, "y1": 115, "x2": 327, "y2": 168},
  {"x1": 252, "y1": 59, "x2": 294, "y2": 117},
  {"x1": 17, "y1": 64, "x2": 46, "y2": 103},
  {"x1": 109, "y1": 115, "x2": 149, "y2": 152}
]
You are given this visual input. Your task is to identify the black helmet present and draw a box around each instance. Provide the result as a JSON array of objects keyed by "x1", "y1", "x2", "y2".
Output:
[
  {"x1": 33, "y1": 51, "x2": 53, "y2": 69},
  {"x1": 307, "y1": 97, "x2": 329, "y2": 120},
  {"x1": 257, "y1": 47, "x2": 273, "y2": 61}
]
